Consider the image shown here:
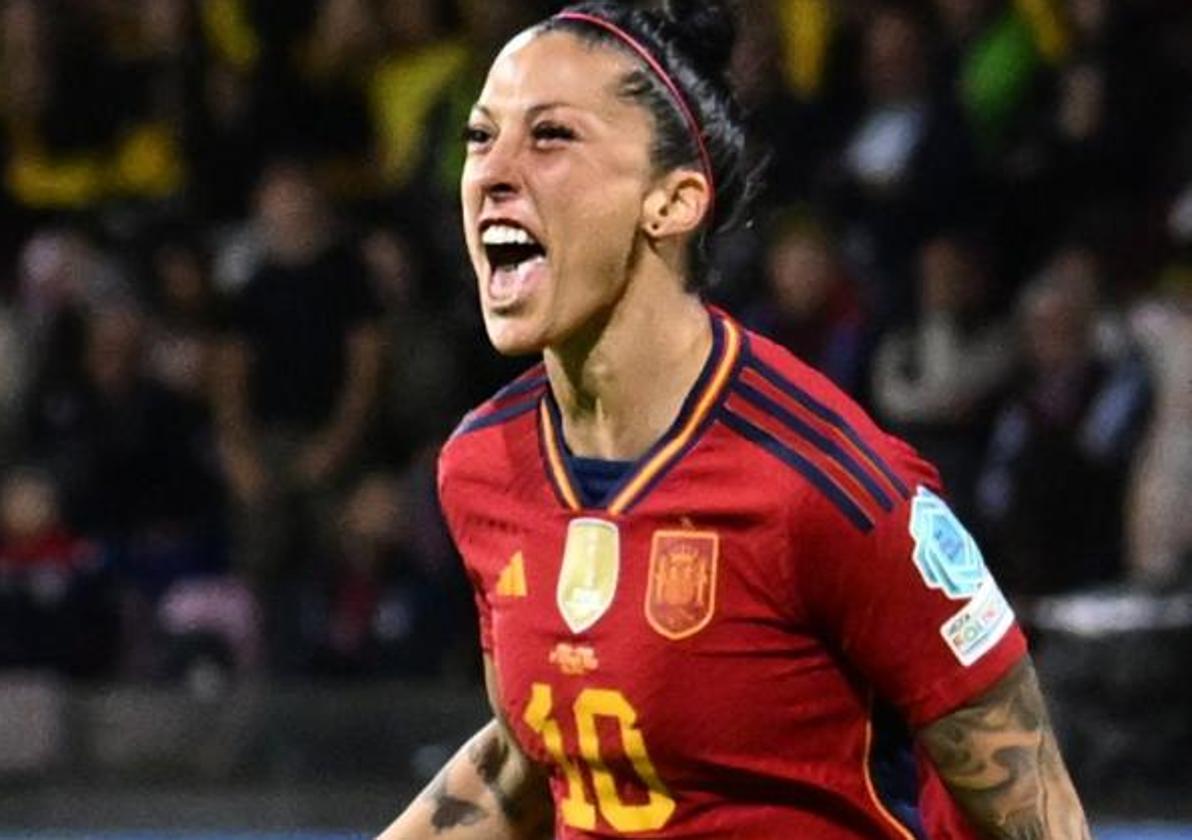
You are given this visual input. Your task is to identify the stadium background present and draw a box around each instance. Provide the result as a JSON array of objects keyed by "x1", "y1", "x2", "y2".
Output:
[{"x1": 0, "y1": 0, "x2": 1189, "y2": 836}]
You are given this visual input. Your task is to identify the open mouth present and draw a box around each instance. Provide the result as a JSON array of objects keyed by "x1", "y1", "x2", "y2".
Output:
[
  {"x1": 482, "y1": 222, "x2": 547, "y2": 272},
  {"x1": 480, "y1": 222, "x2": 548, "y2": 310}
]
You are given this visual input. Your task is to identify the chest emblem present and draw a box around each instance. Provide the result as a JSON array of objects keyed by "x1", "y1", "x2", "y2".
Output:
[
  {"x1": 645, "y1": 530, "x2": 719, "y2": 640},
  {"x1": 557, "y1": 518, "x2": 620, "y2": 634}
]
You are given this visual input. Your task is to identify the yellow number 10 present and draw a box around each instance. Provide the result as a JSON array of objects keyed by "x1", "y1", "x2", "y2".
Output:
[{"x1": 523, "y1": 683, "x2": 676, "y2": 832}]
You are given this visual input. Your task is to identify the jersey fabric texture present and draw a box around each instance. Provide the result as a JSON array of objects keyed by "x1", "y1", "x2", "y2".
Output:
[{"x1": 437, "y1": 308, "x2": 1027, "y2": 839}]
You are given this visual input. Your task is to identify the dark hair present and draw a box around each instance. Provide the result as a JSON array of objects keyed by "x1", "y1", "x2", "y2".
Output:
[{"x1": 541, "y1": 0, "x2": 761, "y2": 289}]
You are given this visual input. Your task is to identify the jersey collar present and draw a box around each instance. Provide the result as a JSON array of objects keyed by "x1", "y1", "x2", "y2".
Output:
[{"x1": 538, "y1": 309, "x2": 743, "y2": 515}]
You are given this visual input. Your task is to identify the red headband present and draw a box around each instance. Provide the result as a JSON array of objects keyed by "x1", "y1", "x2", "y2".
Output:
[{"x1": 553, "y1": 10, "x2": 716, "y2": 223}]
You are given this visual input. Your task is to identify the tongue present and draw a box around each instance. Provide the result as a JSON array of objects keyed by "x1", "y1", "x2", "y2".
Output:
[{"x1": 490, "y1": 255, "x2": 545, "y2": 305}]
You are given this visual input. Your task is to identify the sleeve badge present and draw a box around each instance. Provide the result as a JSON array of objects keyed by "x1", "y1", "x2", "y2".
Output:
[
  {"x1": 908, "y1": 486, "x2": 988, "y2": 600},
  {"x1": 908, "y1": 486, "x2": 1016, "y2": 665}
]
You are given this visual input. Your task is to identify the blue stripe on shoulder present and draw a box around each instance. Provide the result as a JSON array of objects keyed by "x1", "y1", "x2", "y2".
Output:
[
  {"x1": 745, "y1": 353, "x2": 910, "y2": 499},
  {"x1": 455, "y1": 395, "x2": 540, "y2": 437},
  {"x1": 719, "y1": 408, "x2": 874, "y2": 533},
  {"x1": 492, "y1": 371, "x2": 548, "y2": 404},
  {"x1": 733, "y1": 381, "x2": 894, "y2": 512}
]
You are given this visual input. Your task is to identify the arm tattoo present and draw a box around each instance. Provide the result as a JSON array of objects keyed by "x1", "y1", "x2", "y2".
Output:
[
  {"x1": 920, "y1": 658, "x2": 1091, "y2": 840},
  {"x1": 467, "y1": 733, "x2": 522, "y2": 821},
  {"x1": 424, "y1": 767, "x2": 489, "y2": 833},
  {"x1": 414, "y1": 723, "x2": 553, "y2": 837}
]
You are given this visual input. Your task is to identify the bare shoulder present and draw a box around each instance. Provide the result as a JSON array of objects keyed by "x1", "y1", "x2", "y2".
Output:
[{"x1": 918, "y1": 657, "x2": 1091, "y2": 840}]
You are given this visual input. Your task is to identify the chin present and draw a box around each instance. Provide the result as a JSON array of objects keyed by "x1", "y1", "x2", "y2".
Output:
[{"x1": 483, "y1": 310, "x2": 549, "y2": 357}]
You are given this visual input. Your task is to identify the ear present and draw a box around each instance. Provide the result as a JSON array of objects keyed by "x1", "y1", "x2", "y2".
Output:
[{"x1": 641, "y1": 169, "x2": 711, "y2": 240}]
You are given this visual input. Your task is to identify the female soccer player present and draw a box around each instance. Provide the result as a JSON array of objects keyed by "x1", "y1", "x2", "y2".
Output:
[{"x1": 380, "y1": 2, "x2": 1091, "y2": 838}]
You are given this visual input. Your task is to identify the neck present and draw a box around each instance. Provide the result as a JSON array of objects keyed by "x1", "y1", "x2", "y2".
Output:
[{"x1": 544, "y1": 263, "x2": 711, "y2": 462}]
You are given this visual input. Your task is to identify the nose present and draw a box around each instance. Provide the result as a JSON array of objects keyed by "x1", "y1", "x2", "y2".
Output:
[{"x1": 468, "y1": 132, "x2": 523, "y2": 206}]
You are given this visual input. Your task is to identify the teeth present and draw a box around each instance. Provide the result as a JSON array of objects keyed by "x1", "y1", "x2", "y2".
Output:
[{"x1": 481, "y1": 224, "x2": 538, "y2": 246}]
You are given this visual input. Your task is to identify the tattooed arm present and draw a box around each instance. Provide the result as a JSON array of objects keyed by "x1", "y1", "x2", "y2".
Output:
[
  {"x1": 919, "y1": 656, "x2": 1091, "y2": 840},
  {"x1": 376, "y1": 657, "x2": 554, "y2": 840}
]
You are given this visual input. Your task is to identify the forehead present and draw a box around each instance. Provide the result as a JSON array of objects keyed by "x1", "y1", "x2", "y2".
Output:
[{"x1": 477, "y1": 29, "x2": 638, "y2": 117}]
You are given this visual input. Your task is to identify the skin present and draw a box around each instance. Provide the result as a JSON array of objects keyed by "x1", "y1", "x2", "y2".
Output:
[
  {"x1": 378, "y1": 26, "x2": 1092, "y2": 840},
  {"x1": 460, "y1": 29, "x2": 713, "y2": 460},
  {"x1": 379, "y1": 656, "x2": 553, "y2": 840},
  {"x1": 921, "y1": 658, "x2": 1092, "y2": 839}
]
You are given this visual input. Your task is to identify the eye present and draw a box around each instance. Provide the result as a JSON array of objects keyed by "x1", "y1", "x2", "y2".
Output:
[
  {"x1": 462, "y1": 124, "x2": 494, "y2": 147},
  {"x1": 532, "y1": 122, "x2": 577, "y2": 145}
]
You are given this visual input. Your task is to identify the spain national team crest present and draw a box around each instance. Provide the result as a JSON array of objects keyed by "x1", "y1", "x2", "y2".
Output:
[
  {"x1": 645, "y1": 530, "x2": 719, "y2": 640},
  {"x1": 557, "y1": 518, "x2": 620, "y2": 634}
]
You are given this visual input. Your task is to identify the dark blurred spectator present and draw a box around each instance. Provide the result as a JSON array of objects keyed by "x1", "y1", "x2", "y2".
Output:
[
  {"x1": 213, "y1": 160, "x2": 384, "y2": 668},
  {"x1": 1045, "y1": 0, "x2": 1165, "y2": 201},
  {"x1": 989, "y1": 0, "x2": 1180, "y2": 278},
  {"x1": 1125, "y1": 261, "x2": 1192, "y2": 587},
  {"x1": 187, "y1": 0, "x2": 268, "y2": 218},
  {"x1": 307, "y1": 0, "x2": 465, "y2": 196},
  {"x1": 310, "y1": 470, "x2": 459, "y2": 676},
  {"x1": 241, "y1": 0, "x2": 375, "y2": 199},
  {"x1": 743, "y1": 212, "x2": 870, "y2": 396},
  {"x1": 1036, "y1": 239, "x2": 1130, "y2": 361},
  {"x1": 0, "y1": 275, "x2": 26, "y2": 462},
  {"x1": 731, "y1": 1, "x2": 853, "y2": 207},
  {"x1": 0, "y1": 0, "x2": 189, "y2": 214},
  {"x1": 933, "y1": 0, "x2": 1064, "y2": 154},
  {"x1": 362, "y1": 226, "x2": 466, "y2": 463},
  {"x1": 26, "y1": 307, "x2": 224, "y2": 563},
  {"x1": 189, "y1": 0, "x2": 366, "y2": 218},
  {"x1": 825, "y1": 6, "x2": 978, "y2": 325},
  {"x1": 143, "y1": 231, "x2": 220, "y2": 404},
  {"x1": 0, "y1": 467, "x2": 115, "y2": 676},
  {"x1": 118, "y1": 227, "x2": 257, "y2": 677},
  {"x1": 17, "y1": 227, "x2": 135, "y2": 352},
  {"x1": 14, "y1": 228, "x2": 138, "y2": 456},
  {"x1": 872, "y1": 232, "x2": 1013, "y2": 517},
  {"x1": 977, "y1": 273, "x2": 1150, "y2": 596}
]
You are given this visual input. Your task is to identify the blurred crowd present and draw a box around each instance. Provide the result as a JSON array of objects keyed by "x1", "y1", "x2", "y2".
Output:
[{"x1": 0, "y1": 0, "x2": 1188, "y2": 687}]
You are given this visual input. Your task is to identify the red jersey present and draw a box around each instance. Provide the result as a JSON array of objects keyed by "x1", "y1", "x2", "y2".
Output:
[{"x1": 438, "y1": 309, "x2": 1027, "y2": 839}]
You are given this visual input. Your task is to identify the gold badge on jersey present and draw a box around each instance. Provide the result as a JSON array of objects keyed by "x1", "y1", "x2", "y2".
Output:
[
  {"x1": 645, "y1": 530, "x2": 719, "y2": 640},
  {"x1": 557, "y1": 518, "x2": 620, "y2": 634}
]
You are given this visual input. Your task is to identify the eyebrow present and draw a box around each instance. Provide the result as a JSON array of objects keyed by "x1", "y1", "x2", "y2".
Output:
[{"x1": 471, "y1": 101, "x2": 574, "y2": 121}]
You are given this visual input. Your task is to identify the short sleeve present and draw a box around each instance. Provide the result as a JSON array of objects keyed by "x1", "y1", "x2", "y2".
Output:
[{"x1": 798, "y1": 466, "x2": 1027, "y2": 728}]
